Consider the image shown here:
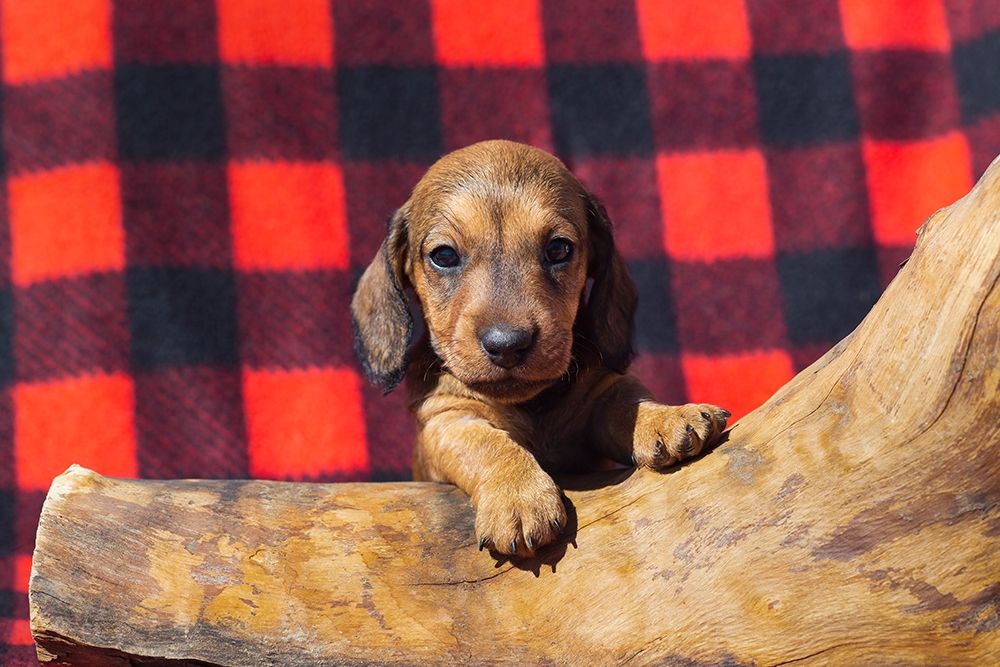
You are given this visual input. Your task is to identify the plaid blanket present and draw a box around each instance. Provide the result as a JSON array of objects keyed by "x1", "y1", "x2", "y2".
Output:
[{"x1": 2, "y1": 0, "x2": 998, "y2": 659}]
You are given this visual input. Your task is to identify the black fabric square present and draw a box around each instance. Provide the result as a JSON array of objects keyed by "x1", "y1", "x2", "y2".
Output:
[
  {"x1": 548, "y1": 63, "x2": 653, "y2": 157},
  {"x1": 14, "y1": 274, "x2": 130, "y2": 383},
  {"x1": 238, "y1": 270, "x2": 355, "y2": 370},
  {"x1": 777, "y1": 248, "x2": 882, "y2": 345},
  {"x1": 953, "y1": 28, "x2": 1000, "y2": 123},
  {"x1": 0, "y1": 589, "x2": 15, "y2": 616},
  {"x1": 0, "y1": 288, "x2": 12, "y2": 388},
  {"x1": 754, "y1": 52, "x2": 860, "y2": 147},
  {"x1": 338, "y1": 66, "x2": 442, "y2": 160},
  {"x1": 115, "y1": 64, "x2": 226, "y2": 160},
  {"x1": 127, "y1": 267, "x2": 238, "y2": 370},
  {"x1": 0, "y1": 490, "x2": 11, "y2": 555},
  {"x1": 135, "y1": 368, "x2": 247, "y2": 479},
  {"x1": 0, "y1": 394, "x2": 11, "y2": 489},
  {"x1": 628, "y1": 258, "x2": 679, "y2": 353}
]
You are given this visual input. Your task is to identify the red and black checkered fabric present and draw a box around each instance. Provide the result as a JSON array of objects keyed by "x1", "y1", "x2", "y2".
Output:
[{"x1": 2, "y1": 0, "x2": 999, "y2": 659}]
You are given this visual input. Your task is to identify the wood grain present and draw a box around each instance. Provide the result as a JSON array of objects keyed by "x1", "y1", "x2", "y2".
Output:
[{"x1": 29, "y1": 156, "x2": 1000, "y2": 665}]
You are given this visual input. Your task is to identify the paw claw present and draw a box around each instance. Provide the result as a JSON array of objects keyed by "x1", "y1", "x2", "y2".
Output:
[
  {"x1": 633, "y1": 402, "x2": 731, "y2": 471},
  {"x1": 474, "y1": 474, "x2": 566, "y2": 558}
]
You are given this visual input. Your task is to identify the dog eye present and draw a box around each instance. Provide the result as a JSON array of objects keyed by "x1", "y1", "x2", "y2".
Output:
[
  {"x1": 545, "y1": 238, "x2": 574, "y2": 265},
  {"x1": 429, "y1": 245, "x2": 461, "y2": 269}
]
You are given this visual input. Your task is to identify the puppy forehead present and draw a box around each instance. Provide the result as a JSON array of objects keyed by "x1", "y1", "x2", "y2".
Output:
[
  {"x1": 410, "y1": 142, "x2": 587, "y2": 241},
  {"x1": 445, "y1": 186, "x2": 580, "y2": 240}
]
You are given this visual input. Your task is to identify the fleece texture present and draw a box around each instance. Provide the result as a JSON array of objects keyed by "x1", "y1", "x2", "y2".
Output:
[{"x1": 1, "y1": 0, "x2": 999, "y2": 658}]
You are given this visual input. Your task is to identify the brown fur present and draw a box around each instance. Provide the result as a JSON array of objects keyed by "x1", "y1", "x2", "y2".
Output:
[{"x1": 352, "y1": 140, "x2": 729, "y2": 556}]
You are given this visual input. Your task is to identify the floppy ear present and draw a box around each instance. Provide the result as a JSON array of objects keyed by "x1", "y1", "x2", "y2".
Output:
[
  {"x1": 351, "y1": 209, "x2": 413, "y2": 392},
  {"x1": 579, "y1": 194, "x2": 638, "y2": 374}
]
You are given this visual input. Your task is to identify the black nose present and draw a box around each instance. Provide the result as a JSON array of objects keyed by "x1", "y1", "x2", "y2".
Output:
[{"x1": 479, "y1": 325, "x2": 536, "y2": 369}]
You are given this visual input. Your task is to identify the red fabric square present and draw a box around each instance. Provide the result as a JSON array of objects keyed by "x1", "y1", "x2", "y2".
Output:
[
  {"x1": 840, "y1": 0, "x2": 950, "y2": 50},
  {"x1": 13, "y1": 555, "x2": 31, "y2": 594},
  {"x1": 431, "y1": 0, "x2": 544, "y2": 66},
  {"x1": 863, "y1": 132, "x2": 972, "y2": 245},
  {"x1": 658, "y1": 150, "x2": 774, "y2": 261},
  {"x1": 5, "y1": 620, "x2": 33, "y2": 646},
  {"x1": 217, "y1": 0, "x2": 333, "y2": 66},
  {"x1": 9, "y1": 163, "x2": 123, "y2": 285},
  {"x1": 244, "y1": 367, "x2": 368, "y2": 479},
  {"x1": 682, "y1": 351, "x2": 794, "y2": 422},
  {"x1": 230, "y1": 162, "x2": 349, "y2": 270},
  {"x1": 14, "y1": 374, "x2": 137, "y2": 491},
  {"x1": 636, "y1": 0, "x2": 750, "y2": 59},
  {"x1": 2, "y1": 0, "x2": 112, "y2": 83}
]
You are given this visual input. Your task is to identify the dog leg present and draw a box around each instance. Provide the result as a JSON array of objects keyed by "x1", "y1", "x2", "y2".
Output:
[
  {"x1": 415, "y1": 413, "x2": 567, "y2": 556},
  {"x1": 588, "y1": 374, "x2": 730, "y2": 470}
]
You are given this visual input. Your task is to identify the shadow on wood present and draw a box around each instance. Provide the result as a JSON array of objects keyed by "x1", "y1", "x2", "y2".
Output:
[{"x1": 29, "y1": 156, "x2": 1000, "y2": 665}]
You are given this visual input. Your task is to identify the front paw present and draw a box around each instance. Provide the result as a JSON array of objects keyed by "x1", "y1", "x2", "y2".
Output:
[
  {"x1": 474, "y1": 472, "x2": 567, "y2": 557},
  {"x1": 631, "y1": 402, "x2": 730, "y2": 470}
]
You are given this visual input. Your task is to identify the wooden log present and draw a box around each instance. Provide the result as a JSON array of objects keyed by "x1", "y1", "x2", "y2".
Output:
[{"x1": 29, "y1": 155, "x2": 1000, "y2": 666}]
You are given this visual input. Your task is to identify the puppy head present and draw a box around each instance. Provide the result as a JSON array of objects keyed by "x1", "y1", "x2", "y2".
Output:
[{"x1": 352, "y1": 140, "x2": 637, "y2": 402}]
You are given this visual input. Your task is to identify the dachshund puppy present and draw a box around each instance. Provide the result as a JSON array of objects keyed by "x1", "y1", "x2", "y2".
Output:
[{"x1": 352, "y1": 140, "x2": 729, "y2": 557}]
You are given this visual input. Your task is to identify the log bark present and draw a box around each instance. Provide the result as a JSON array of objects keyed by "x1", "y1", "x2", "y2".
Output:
[{"x1": 29, "y1": 155, "x2": 1000, "y2": 667}]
